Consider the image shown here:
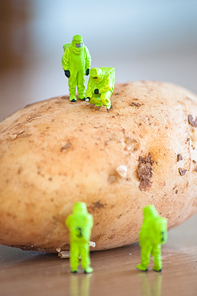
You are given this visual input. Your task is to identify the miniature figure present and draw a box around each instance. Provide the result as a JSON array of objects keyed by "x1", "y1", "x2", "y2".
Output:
[
  {"x1": 85, "y1": 67, "x2": 115, "y2": 110},
  {"x1": 136, "y1": 205, "x2": 167, "y2": 272},
  {"x1": 66, "y1": 202, "x2": 94, "y2": 273},
  {"x1": 62, "y1": 35, "x2": 91, "y2": 102}
]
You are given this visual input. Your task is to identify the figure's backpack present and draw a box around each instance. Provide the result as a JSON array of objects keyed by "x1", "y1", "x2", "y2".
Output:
[
  {"x1": 62, "y1": 43, "x2": 71, "y2": 68},
  {"x1": 100, "y1": 67, "x2": 115, "y2": 91},
  {"x1": 63, "y1": 43, "x2": 71, "y2": 52}
]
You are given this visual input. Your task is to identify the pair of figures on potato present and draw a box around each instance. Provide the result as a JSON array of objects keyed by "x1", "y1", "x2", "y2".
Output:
[
  {"x1": 61, "y1": 35, "x2": 115, "y2": 110},
  {"x1": 66, "y1": 203, "x2": 167, "y2": 274}
]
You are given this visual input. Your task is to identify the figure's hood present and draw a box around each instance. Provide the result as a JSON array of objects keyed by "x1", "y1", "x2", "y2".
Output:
[
  {"x1": 71, "y1": 34, "x2": 84, "y2": 55},
  {"x1": 143, "y1": 205, "x2": 158, "y2": 219},
  {"x1": 73, "y1": 202, "x2": 87, "y2": 214},
  {"x1": 90, "y1": 68, "x2": 104, "y2": 83}
]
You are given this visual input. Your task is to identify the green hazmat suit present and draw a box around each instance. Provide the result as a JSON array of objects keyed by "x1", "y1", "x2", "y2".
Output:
[
  {"x1": 86, "y1": 67, "x2": 115, "y2": 109},
  {"x1": 136, "y1": 205, "x2": 167, "y2": 272},
  {"x1": 62, "y1": 35, "x2": 91, "y2": 101},
  {"x1": 66, "y1": 202, "x2": 93, "y2": 273}
]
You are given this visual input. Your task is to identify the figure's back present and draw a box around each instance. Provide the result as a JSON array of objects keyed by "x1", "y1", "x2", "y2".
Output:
[{"x1": 68, "y1": 213, "x2": 93, "y2": 243}]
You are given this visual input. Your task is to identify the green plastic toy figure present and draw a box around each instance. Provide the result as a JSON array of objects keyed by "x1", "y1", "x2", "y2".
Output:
[
  {"x1": 85, "y1": 67, "x2": 115, "y2": 110},
  {"x1": 62, "y1": 35, "x2": 91, "y2": 102},
  {"x1": 136, "y1": 205, "x2": 167, "y2": 272},
  {"x1": 66, "y1": 202, "x2": 93, "y2": 273}
]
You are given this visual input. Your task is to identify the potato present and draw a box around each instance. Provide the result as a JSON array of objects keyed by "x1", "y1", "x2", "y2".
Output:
[{"x1": 0, "y1": 81, "x2": 197, "y2": 252}]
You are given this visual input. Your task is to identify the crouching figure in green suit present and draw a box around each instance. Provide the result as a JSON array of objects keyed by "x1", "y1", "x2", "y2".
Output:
[
  {"x1": 66, "y1": 202, "x2": 93, "y2": 273},
  {"x1": 85, "y1": 67, "x2": 115, "y2": 110},
  {"x1": 137, "y1": 205, "x2": 167, "y2": 272}
]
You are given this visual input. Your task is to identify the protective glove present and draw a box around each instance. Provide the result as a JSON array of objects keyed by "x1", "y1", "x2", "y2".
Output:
[
  {"x1": 64, "y1": 70, "x2": 70, "y2": 78},
  {"x1": 94, "y1": 89, "x2": 99, "y2": 94},
  {"x1": 86, "y1": 69, "x2": 90, "y2": 76}
]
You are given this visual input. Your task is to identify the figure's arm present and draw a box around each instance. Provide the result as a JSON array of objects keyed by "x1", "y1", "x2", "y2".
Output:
[
  {"x1": 61, "y1": 49, "x2": 70, "y2": 71},
  {"x1": 86, "y1": 78, "x2": 94, "y2": 98},
  {"x1": 89, "y1": 214, "x2": 93, "y2": 229},
  {"x1": 85, "y1": 214, "x2": 93, "y2": 230},
  {"x1": 65, "y1": 215, "x2": 71, "y2": 228},
  {"x1": 85, "y1": 47, "x2": 91, "y2": 74}
]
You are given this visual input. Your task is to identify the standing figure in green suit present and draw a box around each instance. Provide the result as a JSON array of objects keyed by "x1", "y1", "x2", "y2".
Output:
[
  {"x1": 62, "y1": 35, "x2": 91, "y2": 102},
  {"x1": 66, "y1": 202, "x2": 93, "y2": 273},
  {"x1": 136, "y1": 205, "x2": 167, "y2": 272},
  {"x1": 85, "y1": 67, "x2": 115, "y2": 110}
]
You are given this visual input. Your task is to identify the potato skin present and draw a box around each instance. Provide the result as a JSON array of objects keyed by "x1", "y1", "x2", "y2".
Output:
[{"x1": 0, "y1": 81, "x2": 197, "y2": 252}]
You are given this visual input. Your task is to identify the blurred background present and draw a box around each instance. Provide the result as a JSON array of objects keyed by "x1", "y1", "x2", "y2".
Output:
[{"x1": 0, "y1": 0, "x2": 197, "y2": 122}]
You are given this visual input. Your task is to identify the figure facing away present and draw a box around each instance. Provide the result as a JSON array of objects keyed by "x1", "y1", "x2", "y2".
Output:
[
  {"x1": 85, "y1": 67, "x2": 115, "y2": 110},
  {"x1": 66, "y1": 202, "x2": 93, "y2": 273},
  {"x1": 136, "y1": 205, "x2": 167, "y2": 272},
  {"x1": 62, "y1": 35, "x2": 91, "y2": 102}
]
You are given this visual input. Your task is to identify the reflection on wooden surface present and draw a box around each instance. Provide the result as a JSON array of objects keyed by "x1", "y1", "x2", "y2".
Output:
[
  {"x1": 138, "y1": 273, "x2": 162, "y2": 296},
  {"x1": 70, "y1": 274, "x2": 92, "y2": 296}
]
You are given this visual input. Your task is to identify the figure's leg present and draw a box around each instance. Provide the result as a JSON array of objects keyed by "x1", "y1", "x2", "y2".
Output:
[
  {"x1": 68, "y1": 71, "x2": 77, "y2": 101},
  {"x1": 87, "y1": 93, "x2": 103, "y2": 106},
  {"x1": 80, "y1": 243, "x2": 93, "y2": 273},
  {"x1": 100, "y1": 91, "x2": 112, "y2": 109},
  {"x1": 152, "y1": 245, "x2": 162, "y2": 272},
  {"x1": 90, "y1": 95, "x2": 103, "y2": 106},
  {"x1": 77, "y1": 71, "x2": 86, "y2": 100},
  {"x1": 70, "y1": 242, "x2": 79, "y2": 273},
  {"x1": 136, "y1": 244, "x2": 152, "y2": 271}
]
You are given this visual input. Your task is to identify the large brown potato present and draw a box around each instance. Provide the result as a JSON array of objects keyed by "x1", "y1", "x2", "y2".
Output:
[{"x1": 0, "y1": 81, "x2": 197, "y2": 252}]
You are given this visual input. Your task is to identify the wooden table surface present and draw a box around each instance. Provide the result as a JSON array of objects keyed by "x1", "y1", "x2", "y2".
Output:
[{"x1": 0, "y1": 213, "x2": 197, "y2": 296}]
